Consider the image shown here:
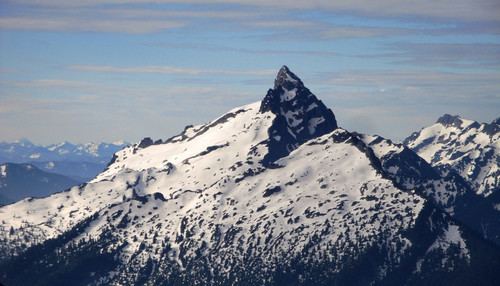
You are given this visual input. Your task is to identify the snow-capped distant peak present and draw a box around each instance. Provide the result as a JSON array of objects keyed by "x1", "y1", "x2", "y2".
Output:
[
  {"x1": 13, "y1": 138, "x2": 32, "y2": 144},
  {"x1": 405, "y1": 114, "x2": 499, "y2": 196},
  {"x1": 47, "y1": 141, "x2": 72, "y2": 151}
]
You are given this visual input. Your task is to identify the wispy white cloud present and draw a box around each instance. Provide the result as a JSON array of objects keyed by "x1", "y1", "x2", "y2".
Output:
[
  {"x1": 6, "y1": 0, "x2": 500, "y2": 22},
  {"x1": 69, "y1": 65, "x2": 275, "y2": 76},
  {"x1": 322, "y1": 70, "x2": 500, "y2": 86},
  {"x1": 12, "y1": 79, "x2": 97, "y2": 88},
  {"x1": 146, "y1": 42, "x2": 338, "y2": 56},
  {"x1": 246, "y1": 20, "x2": 316, "y2": 29},
  {"x1": 319, "y1": 26, "x2": 403, "y2": 39},
  {"x1": 1, "y1": 0, "x2": 499, "y2": 35},
  {"x1": 0, "y1": 76, "x2": 259, "y2": 143},
  {"x1": 313, "y1": 69, "x2": 500, "y2": 140},
  {"x1": 0, "y1": 17, "x2": 185, "y2": 33},
  {"x1": 100, "y1": 8, "x2": 261, "y2": 20},
  {"x1": 1, "y1": 0, "x2": 499, "y2": 144},
  {"x1": 387, "y1": 42, "x2": 500, "y2": 68},
  {"x1": 319, "y1": 69, "x2": 500, "y2": 101}
]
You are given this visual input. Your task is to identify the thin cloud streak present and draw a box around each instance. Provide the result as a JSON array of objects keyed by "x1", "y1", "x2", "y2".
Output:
[
  {"x1": 7, "y1": 0, "x2": 500, "y2": 22},
  {"x1": 388, "y1": 42, "x2": 500, "y2": 68},
  {"x1": 69, "y1": 65, "x2": 276, "y2": 76},
  {"x1": 322, "y1": 70, "x2": 500, "y2": 86},
  {"x1": 0, "y1": 17, "x2": 185, "y2": 33},
  {"x1": 145, "y1": 42, "x2": 338, "y2": 56},
  {"x1": 2, "y1": 1, "x2": 499, "y2": 36},
  {"x1": 12, "y1": 79, "x2": 97, "y2": 88},
  {"x1": 318, "y1": 69, "x2": 500, "y2": 101}
]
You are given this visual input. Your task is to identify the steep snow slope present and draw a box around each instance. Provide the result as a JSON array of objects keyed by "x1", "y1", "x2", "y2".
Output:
[
  {"x1": 0, "y1": 67, "x2": 498, "y2": 286},
  {"x1": 404, "y1": 114, "x2": 499, "y2": 197}
]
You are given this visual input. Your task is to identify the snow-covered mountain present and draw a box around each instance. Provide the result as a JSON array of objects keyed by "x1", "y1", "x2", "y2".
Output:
[
  {"x1": 0, "y1": 67, "x2": 498, "y2": 286},
  {"x1": 404, "y1": 115, "x2": 499, "y2": 197},
  {"x1": 0, "y1": 140, "x2": 128, "y2": 181},
  {"x1": 0, "y1": 163, "x2": 79, "y2": 205}
]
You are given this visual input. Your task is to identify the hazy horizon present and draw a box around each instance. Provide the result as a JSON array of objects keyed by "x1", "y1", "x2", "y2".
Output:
[{"x1": 1, "y1": 102, "x2": 499, "y2": 146}]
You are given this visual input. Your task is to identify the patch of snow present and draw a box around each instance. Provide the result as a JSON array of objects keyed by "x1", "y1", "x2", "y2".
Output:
[
  {"x1": 29, "y1": 153, "x2": 41, "y2": 159},
  {"x1": 57, "y1": 149, "x2": 69, "y2": 155},
  {"x1": 306, "y1": 102, "x2": 318, "y2": 112},
  {"x1": 494, "y1": 204, "x2": 500, "y2": 212},
  {"x1": 285, "y1": 73, "x2": 298, "y2": 83},
  {"x1": 428, "y1": 223, "x2": 470, "y2": 269},
  {"x1": 280, "y1": 88, "x2": 298, "y2": 101},
  {"x1": 45, "y1": 162, "x2": 55, "y2": 169},
  {"x1": 283, "y1": 110, "x2": 303, "y2": 127},
  {"x1": 84, "y1": 143, "x2": 100, "y2": 157},
  {"x1": 0, "y1": 165, "x2": 6, "y2": 177},
  {"x1": 307, "y1": 117, "x2": 325, "y2": 134}
]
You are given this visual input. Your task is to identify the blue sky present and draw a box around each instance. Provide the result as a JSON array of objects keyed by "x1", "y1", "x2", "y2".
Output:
[{"x1": 0, "y1": 0, "x2": 499, "y2": 144}]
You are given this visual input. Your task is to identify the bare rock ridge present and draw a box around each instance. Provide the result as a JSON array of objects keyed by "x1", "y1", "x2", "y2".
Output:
[
  {"x1": 436, "y1": 114, "x2": 467, "y2": 128},
  {"x1": 260, "y1": 65, "x2": 338, "y2": 165}
]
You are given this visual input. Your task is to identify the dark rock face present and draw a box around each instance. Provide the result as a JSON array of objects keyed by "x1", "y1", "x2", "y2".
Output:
[
  {"x1": 260, "y1": 66, "x2": 338, "y2": 165},
  {"x1": 483, "y1": 119, "x2": 500, "y2": 136},
  {"x1": 436, "y1": 114, "x2": 464, "y2": 128},
  {"x1": 137, "y1": 137, "x2": 154, "y2": 149}
]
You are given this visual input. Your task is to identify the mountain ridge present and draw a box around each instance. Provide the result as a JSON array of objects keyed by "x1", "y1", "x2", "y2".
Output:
[{"x1": 0, "y1": 67, "x2": 498, "y2": 286}]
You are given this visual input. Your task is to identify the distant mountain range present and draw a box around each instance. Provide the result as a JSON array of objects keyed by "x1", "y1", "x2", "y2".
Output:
[
  {"x1": 0, "y1": 163, "x2": 79, "y2": 205},
  {"x1": 0, "y1": 66, "x2": 498, "y2": 286},
  {"x1": 0, "y1": 140, "x2": 127, "y2": 205},
  {"x1": 0, "y1": 140, "x2": 127, "y2": 181}
]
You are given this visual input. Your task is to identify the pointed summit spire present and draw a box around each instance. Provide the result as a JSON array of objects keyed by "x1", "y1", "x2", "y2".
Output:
[
  {"x1": 274, "y1": 65, "x2": 303, "y2": 90},
  {"x1": 260, "y1": 66, "x2": 338, "y2": 165}
]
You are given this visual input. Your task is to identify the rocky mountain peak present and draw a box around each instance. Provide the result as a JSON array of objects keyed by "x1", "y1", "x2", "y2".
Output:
[
  {"x1": 273, "y1": 65, "x2": 303, "y2": 90},
  {"x1": 260, "y1": 66, "x2": 338, "y2": 165},
  {"x1": 436, "y1": 114, "x2": 464, "y2": 128}
]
